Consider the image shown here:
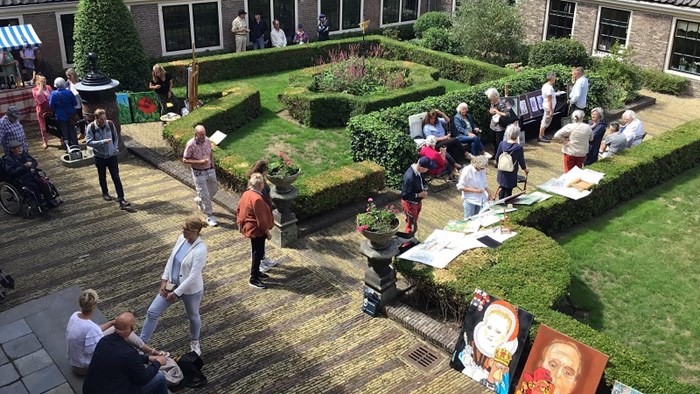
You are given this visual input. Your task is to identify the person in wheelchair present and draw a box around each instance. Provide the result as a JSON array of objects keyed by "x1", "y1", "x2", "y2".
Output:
[{"x1": 3, "y1": 140, "x2": 59, "y2": 209}]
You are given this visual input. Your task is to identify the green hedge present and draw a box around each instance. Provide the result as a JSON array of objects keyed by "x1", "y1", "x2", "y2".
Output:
[
  {"x1": 413, "y1": 11, "x2": 453, "y2": 39},
  {"x1": 641, "y1": 68, "x2": 689, "y2": 95},
  {"x1": 279, "y1": 61, "x2": 445, "y2": 127},
  {"x1": 528, "y1": 38, "x2": 590, "y2": 68},
  {"x1": 162, "y1": 36, "x2": 511, "y2": 87},
  {"x1": 349, "y1": 64, "x2": 613, "y2": 187},
  {"x1": 511, "y1": 119, "x2": 700, "y2": 235}
]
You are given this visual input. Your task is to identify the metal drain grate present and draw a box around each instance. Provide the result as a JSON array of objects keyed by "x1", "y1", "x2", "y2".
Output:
[{"x1": 400, "y1": 343, "x2": 442, "y2": 374}]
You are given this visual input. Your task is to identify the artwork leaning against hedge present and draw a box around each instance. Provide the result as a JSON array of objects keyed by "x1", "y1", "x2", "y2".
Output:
[
  {"x1": 128, "y1": 92, "x2": 160, "y2": 123},
  {"x1": 450, "y1": 289, "x2": 533, "y2": 394},
  {"x1": 516, "y1": 324, "x2": 608, "y2": 394},
  {"x1": 116, "y1": 93, "x2": 132, "y2": 124}
]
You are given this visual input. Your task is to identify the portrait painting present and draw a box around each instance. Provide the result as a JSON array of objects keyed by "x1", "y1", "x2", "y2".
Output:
[
  {"x1": 528, "y1": 96, "x2": 539, "y2": 113},
  {"x1": 451, "y1": 289, "x2": 533, "y2": 394},
  {"x1": 516, "y1": 324, "x2": 609, "y2": 394},
  {"x1": 612, "y1": 381, "x2": 644, "y2": 394}
]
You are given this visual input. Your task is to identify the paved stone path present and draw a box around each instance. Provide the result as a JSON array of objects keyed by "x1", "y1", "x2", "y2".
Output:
[{"x1": 0, "y1": 90, "x2": 696, "y2": 393}]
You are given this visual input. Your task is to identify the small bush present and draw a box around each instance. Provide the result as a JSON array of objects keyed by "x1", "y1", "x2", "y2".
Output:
[
  {"x1": 641, "y1": 68, "x2": 688, "y2": 95},
  {"x1": 590, "y1": 44, "x2": 643, "y2": 106},
  {"x1": 528, "y1": 38, "x2": 590, "y2": 68},
  {"x1": 413, "y1": 11, "x2": 453, "y2": 38},
  {"x1": 420, "y1": 27, "x2": 457, "y2": 54}
]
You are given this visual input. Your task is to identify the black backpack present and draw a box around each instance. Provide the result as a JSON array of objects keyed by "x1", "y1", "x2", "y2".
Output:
[{"x1": 171, "y1": 351, "x2": 207, "y2": 390}]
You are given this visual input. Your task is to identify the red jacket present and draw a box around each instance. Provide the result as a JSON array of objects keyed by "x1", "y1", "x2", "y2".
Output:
[
  {"x1": 419, "y1": 146, "x2": 447, "y2": 175},
  {"x1": 236, "y1": 189, "x2": 274, "y2": 238}
]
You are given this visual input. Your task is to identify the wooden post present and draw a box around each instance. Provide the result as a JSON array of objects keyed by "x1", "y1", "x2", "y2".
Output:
[
  {"x1": 503, "y1": 83, "x2": 509, "y2": 97},
  {"x1": 188, "y1": 42, "x2": 199, "y2": 112}
]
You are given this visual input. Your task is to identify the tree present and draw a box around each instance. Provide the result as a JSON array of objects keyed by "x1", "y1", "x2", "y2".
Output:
[
  {"x1": 73, "y1": 0, "x2": 149, "y2": 91},
  {"x1": 450, "y1": 0, "x2": 524, "y2": 64}
]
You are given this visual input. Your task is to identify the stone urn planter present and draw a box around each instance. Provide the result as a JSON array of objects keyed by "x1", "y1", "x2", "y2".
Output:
[
  {"x1": 361, "y1": 220, "x2": 400, "y2": 250},
  {"x1": 266, "y1": 170, "x2": 301, "y2": 194}
]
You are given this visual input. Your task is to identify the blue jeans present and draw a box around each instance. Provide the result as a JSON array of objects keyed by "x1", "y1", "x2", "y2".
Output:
[
  {"x1": 463, "y1": 200, "x2": 482, "y2": 219},
  {"x1": 253, "y1": 36, "x2": 265, "y2": 49},
  {"x1": 456, "y1": 134, "x2": 484, "y2": 156},
  {"x1": 140, "y1": 289, "x2": 203, "y2": 343},
  {"x1": 140, "y1": 371, "x2": 168, "y2": 394}
]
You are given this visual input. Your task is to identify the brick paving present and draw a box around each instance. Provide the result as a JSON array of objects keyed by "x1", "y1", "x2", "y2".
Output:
[{"x1": 0, "y1": 89, "x2": 696, "y2": 393}]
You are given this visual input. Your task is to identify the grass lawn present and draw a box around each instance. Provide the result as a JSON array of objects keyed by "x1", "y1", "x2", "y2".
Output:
[
  {"x1": 172, "y1": 69, "x2": 468, "y2": 178},
  {"x1": 559, "y1": 169, "x2": 700, "y2": 386}
]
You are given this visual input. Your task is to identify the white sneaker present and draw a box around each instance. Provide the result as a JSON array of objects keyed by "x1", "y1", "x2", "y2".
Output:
[
  {"x1": 190, "y1": 340, "x2": 201, "y2": 356},
  {"x1": 261, "y1": 257, "x2": 277, "y2": 267},
  {"x1": 207, "y1": 216, "x2": 218, "y2": 227},
  {"x1": 259, "y1": 262, "x2": 271, "y2": 273}
]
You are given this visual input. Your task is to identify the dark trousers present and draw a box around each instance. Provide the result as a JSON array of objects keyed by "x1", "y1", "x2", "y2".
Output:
[
  {"x1": 568, "y1": 104, "x2": 585, "y2": 116},
  {"x1": 492, "y1": 128, "x2": 504, "y2": 152},
  {"x1": 435, "y1": 138, "x2": 465, "y2": 161},
  {"x1": 19, "y1": 174, "x2": 52, "y2": 204},
  {"x1": 250, "y1": 236, "x2": 266, "y2": 280},
  {"x1": 58, "y1": 120, "x2": 78, "y2": 148},
  {"x1": 94, "y1": 155, "x2": 124, "y2": 200},
  {"x1": 498, "y1": 186, "x2": 513, "y2": 200}
]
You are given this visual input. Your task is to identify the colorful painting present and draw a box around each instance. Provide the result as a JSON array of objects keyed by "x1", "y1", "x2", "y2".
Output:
[
  {"x1": 515, "y1": 324, "x2": 609, "y2": 394},
  {"x1": 451, "y1": 289, "x2": 534, "y2": 394},
  {"x1": 612, "y1": 381, "x2": 644, "y2": 394},
  {"x1": 128, "y1": 91, "x2": 160, "y2": 123},
  {"x1": 116, "y1": 93, "x2": 132, "y2": 124}
]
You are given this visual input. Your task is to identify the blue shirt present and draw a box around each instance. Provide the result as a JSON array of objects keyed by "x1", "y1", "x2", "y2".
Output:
[
  {"x1": 422, "y1": 118, "x2": 448, "y2": 138},
  {"x1": 49, "y1": 88, "x2": 77, "y2": 122},
  {"x1": 171, "y1": 241, "x2": 190, "y2": 285}
]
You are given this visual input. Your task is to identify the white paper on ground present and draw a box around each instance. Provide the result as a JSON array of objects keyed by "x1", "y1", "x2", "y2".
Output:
[{"x1": 209, "y1": 130, "x2": 227, "y2": 145}]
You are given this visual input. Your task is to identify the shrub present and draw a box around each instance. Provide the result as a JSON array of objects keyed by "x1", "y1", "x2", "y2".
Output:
[
  {"x1": 590, "y1": 44, "x2": 643, "y2": 106},
  {"x1": 413, "y1": 11, "x2": 453, "y2": 39},
  {"x1": 528, "y1": 38, "x2": 590, "y2": 68},
  {"x1": 641, "y1": 68, "x2": 688, "y2": 95},
  {"x1": 420, "y1": 27, "x2": 458, "y2": 54},
  {"x1": 73, "y1": 0, "x2": 149, "y2": 91}
]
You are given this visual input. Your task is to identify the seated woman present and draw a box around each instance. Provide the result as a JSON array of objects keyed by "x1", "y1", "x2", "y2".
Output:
[
  {"x1": 0, "y1": 50, "x2": 19, "y2": 88},
  {"x1": 453, "y1": 102, "x2": 487, "y2": 157},
  {"x1": 2, "y1": 140, "x2": 57, "y2": 209},
  {"x1": 422, "y1": 109, "x2": 467, "y2": 161},
  {"x1": 420, "y1": 135, "x2": 460, "y2": 179},
  {"x1": 599, "y1": 122, "x2": 626, "y2": 159},
  {"x1": 66, "y1": 289, "x2": 167, "y2": 376}
]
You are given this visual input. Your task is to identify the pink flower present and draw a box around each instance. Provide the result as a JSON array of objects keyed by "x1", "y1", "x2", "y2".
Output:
[{"x1": 368, "y1": 198, "x2": 374, "y2": 202}]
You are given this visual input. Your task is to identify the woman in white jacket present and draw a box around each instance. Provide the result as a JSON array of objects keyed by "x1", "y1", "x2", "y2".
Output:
[
  {"x1": 552, "y1": 110, "x2": 593, "y2": 172},
  {"x1": 140, "y1": 217, "x2": 208, "y2": 355}
]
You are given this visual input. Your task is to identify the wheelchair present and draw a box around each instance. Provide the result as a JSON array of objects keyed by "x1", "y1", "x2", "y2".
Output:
[{"x1": 0, "y1": 158, "x2": 62, "y2": 218}]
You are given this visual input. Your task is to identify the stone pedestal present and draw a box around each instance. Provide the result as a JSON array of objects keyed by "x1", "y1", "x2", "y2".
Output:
[
  {"x1": 360, "y1": 238, "x2": 399, "y2": 306},
  {"x1": 269, "y1": 185, "x2": 298, "y2": 248}
]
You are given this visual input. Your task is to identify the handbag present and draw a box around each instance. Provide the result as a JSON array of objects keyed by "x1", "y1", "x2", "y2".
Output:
[
  {"x1": 497, "y1": 108, "x2": 518, "y2": 128},
  {"x1": 159, "y1": 357, "x2": 184, "y2": 386},
  {"x1": 172, "y1": 351, "x2": 207, "y2": 389}
]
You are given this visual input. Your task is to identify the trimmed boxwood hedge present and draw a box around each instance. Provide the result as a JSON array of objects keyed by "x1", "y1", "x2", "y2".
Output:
[
  {"x1": 162, "y1": 35, "x2": 511, "y2": 87},
  {"x1": 641, "y1": 68, "x2": 689, "y2": 96},
  {"x1": 279, "y1": 61, "x2": 445, "y2": 127}
]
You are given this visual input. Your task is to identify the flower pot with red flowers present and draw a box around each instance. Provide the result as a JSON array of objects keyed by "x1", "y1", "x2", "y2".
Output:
[
  {"x1": 266, "y1": 152, "x2": 301, "y2": 194},
  {"x1": 356, "y1": 198, "x2": 400, "y2": 250}
]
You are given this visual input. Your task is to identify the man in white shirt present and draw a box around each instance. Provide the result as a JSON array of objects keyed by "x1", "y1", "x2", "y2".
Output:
[
  {"x1": 621, "y1": 110, "x2": 645, "y2": 147},
  {"x1": 568, "y1": 66, "x2": 589, "y2": 115},
  {"x1": 270, "y1": 19, "x2": 287, "y2": 48},
  {"x1": 538, "y1": 72, "x2": 557, "y2": 143}
]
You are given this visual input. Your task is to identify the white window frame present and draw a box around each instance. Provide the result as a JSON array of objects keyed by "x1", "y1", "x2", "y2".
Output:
[
  {"x1": 592, "y1": 5, "x2": 633, "y2": 56},
  {"x1": 158, "y1": 0, "x2": 224, "y2": 56},
  {"x1": 380, "y1": 0, "x2": 422, "y2": 27},
  {"x1": 542, "y1": 0, "x2": 576, "y2": 41},
  {"x1": 664, "y1": 17, "x2": 700, "y2": 81},
  {"x1": 55, "y1": 11, "x2": 75, "y2": 69},
  {"x1": 243, "y1": 0, "x2": 299, "y2": 37},
  {"x1": 317, "y1": 0, "x2": 364, "y2": 34},
  {"x1": 0, "y1": 15, "x2": 25, "y2": 26}
]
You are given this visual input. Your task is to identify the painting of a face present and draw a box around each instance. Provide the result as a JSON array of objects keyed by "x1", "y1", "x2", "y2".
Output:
[
  {"x1": 539, "y1": 341, "x2": 582, "y2": 394},
  {"x1": 483, "y1": 312, "x2": 512, "y2": 353}
]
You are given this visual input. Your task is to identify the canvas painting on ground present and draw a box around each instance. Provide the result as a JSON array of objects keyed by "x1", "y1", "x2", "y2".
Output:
[
  {"x1": 451, "y1": 289, "x2": 534, "y2": 393},
  {"x1": 129, "y1": 91, "x2": 160, "y2": 123},
  {"x1": 612, "y1": 381, "x2": 644, "y2": 394},
  {"x1": 515, "y1": 324, "x2": 608, "y2": 394},
  {"x1": 116, "y1": 93, "x2": 132, "y2": 124}
]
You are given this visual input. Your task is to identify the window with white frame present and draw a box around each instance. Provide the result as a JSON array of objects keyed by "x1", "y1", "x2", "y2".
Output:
[
  {"x1": 56, "y1": 13, "x2": 75, "y2": 66},
  {"x1": 546, "y1": 0, "x2": 575, "y2": 39},
  {"x1": 669, "y1": 19, "x2": 700, "y2": 76},
  {"x1": 596, "y1": 7, "x2": 630, "y2": 52},
  {"x1": 0, "y1": 18, "x2": 21, "y2": 27},
  {"x1": 247, "y1": 0, "x2": 297, "y2": 40},
  {"x1": 161, "y1": 1, "x2": 221, "y2": 54},
  {"x1": 382, "y1": 0, "x2": 419, "y2": 25},
  {"x1": 320, "y1": 0, "x2": 361, "y2": 32}
]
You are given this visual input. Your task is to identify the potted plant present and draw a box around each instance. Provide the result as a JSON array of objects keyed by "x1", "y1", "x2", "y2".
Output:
[
  {"x1": 356, "y1": 198, "x2": 400, "y2": 249},
  {"x1": 679, "y1": 57, "x2": 689, "y2": 71},
  {"x1": 266, "y1": 152, "x2": 300, "y2": 193},
  {"x1": 691, "y1": 61, "x2": 700, "y2": 74}
]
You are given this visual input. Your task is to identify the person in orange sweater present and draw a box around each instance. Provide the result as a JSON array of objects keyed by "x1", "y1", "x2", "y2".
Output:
[{"x1": 236, "y1": 172, "x2": 274, "y2": 289}]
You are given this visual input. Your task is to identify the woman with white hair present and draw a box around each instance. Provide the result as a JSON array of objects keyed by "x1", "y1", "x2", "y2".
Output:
[
  {"x1": 496, "y1": 124, "x2": 529, "y2": 199},
  {"x1": 419, "y1": 135, "x2": 459, "y2": 178},
  {"x1": 621, "y1": 109, "x2": 644, "y2": 147},
  {"x1": 585, "y1": 107, "x2": 607, "y2": 165},
  {"x1": 486, "y1": 87, "x2": 514, "y2": 153},
  {"x1": 456, "y1": 155, "x2": 493, "y2": 219},
  {"x1": 454, "y1": 102, "x2": 487, "y2": 157},
  {"x1": 552, "y1": 109, "x2": 593, "y2": 172},
  {"x1": 49, "y1": 76, "x2": 79, "y2": 149}
]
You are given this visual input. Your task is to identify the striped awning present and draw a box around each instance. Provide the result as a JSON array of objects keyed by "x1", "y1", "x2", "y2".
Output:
[{"x1": 0, "y1": 24, "x2": 41, "y2": 51}]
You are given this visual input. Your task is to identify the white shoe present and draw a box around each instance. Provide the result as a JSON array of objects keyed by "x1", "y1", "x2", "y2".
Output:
[
  {"x1": 261, "y1": 257, "x2": 277, "y2": 267},
  {"x1": 190, "y1": 340, "x2": 201, "y2": 356},
  {"x1": 483, "y1": 152, "x2": 493, "y2": 160},
  {"x1": 206, "y1": 216, "x2": 218, "y2": 227},
  {"x1": 259, "y1": 262, "x2": 271, "y2": 273}
]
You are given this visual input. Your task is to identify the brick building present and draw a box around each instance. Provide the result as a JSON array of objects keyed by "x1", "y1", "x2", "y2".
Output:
[
  {"x1": 0, "y1": 0, "x2": 435, "y2": 77},
  {"x1": 519, "y1": 0, "x2": 700, "y2": 94}
]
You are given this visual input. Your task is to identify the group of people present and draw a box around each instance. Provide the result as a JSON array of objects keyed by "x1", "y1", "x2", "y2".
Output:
[
  {"x1": 231, "y1": 10, "x2": 329, "y2": 52},
  {"x1": 0, "y1": 45, "x2": 43, "y2": 89}
]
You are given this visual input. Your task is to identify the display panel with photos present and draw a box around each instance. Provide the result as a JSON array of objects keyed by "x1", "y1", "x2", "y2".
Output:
[
  {"x1": 451, "y1": 289, "x2": 534, "y2": 393},
  {"x1": 518, "y1": 94, "x2": 530, "y2": 120},
  {"x1": 515, "y1": 324, "x2": 608, "y2": 394},
  {"x1": 503, "y1": 96, "x2": 520, "y2": 118}
]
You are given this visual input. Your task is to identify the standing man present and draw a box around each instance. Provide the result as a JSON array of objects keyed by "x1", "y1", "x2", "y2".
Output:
[
  {"x1": 270, "y1": 19, "x2": 287, "y2": 48},
  {"x1": 568, "y1": 67, "x2": 589, "y2": 115},
  {"x1": 538, "y1": 72, "x2": 557, "y2": 143},
  {"x1": 237, "y1": 173, "x2": 274, "y2": 290},
  {"x1": 317, "y1": 14, "x2": 330, "y2": 41},
  {"x1": 400, "y1": 157, "x2": 433, "y2": 236},
  {"x1": 86, "y1": 109, "x2": 130, "y2": 210},
  {"x1": 83, "y1": 312, "x2": 168, "y2": 394},
  {"x1": 231, "y1": 9, "x2": 249, "y2": 53},
  {"x1": 183, "y1": 125, "x2": 219, "y2": 227},
  {"x1": 250, "y1": 12, "x2": 269, "y2": 50},
  {"x1": 0, "y1": 105, "x2": 28, "y2": 154}
]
